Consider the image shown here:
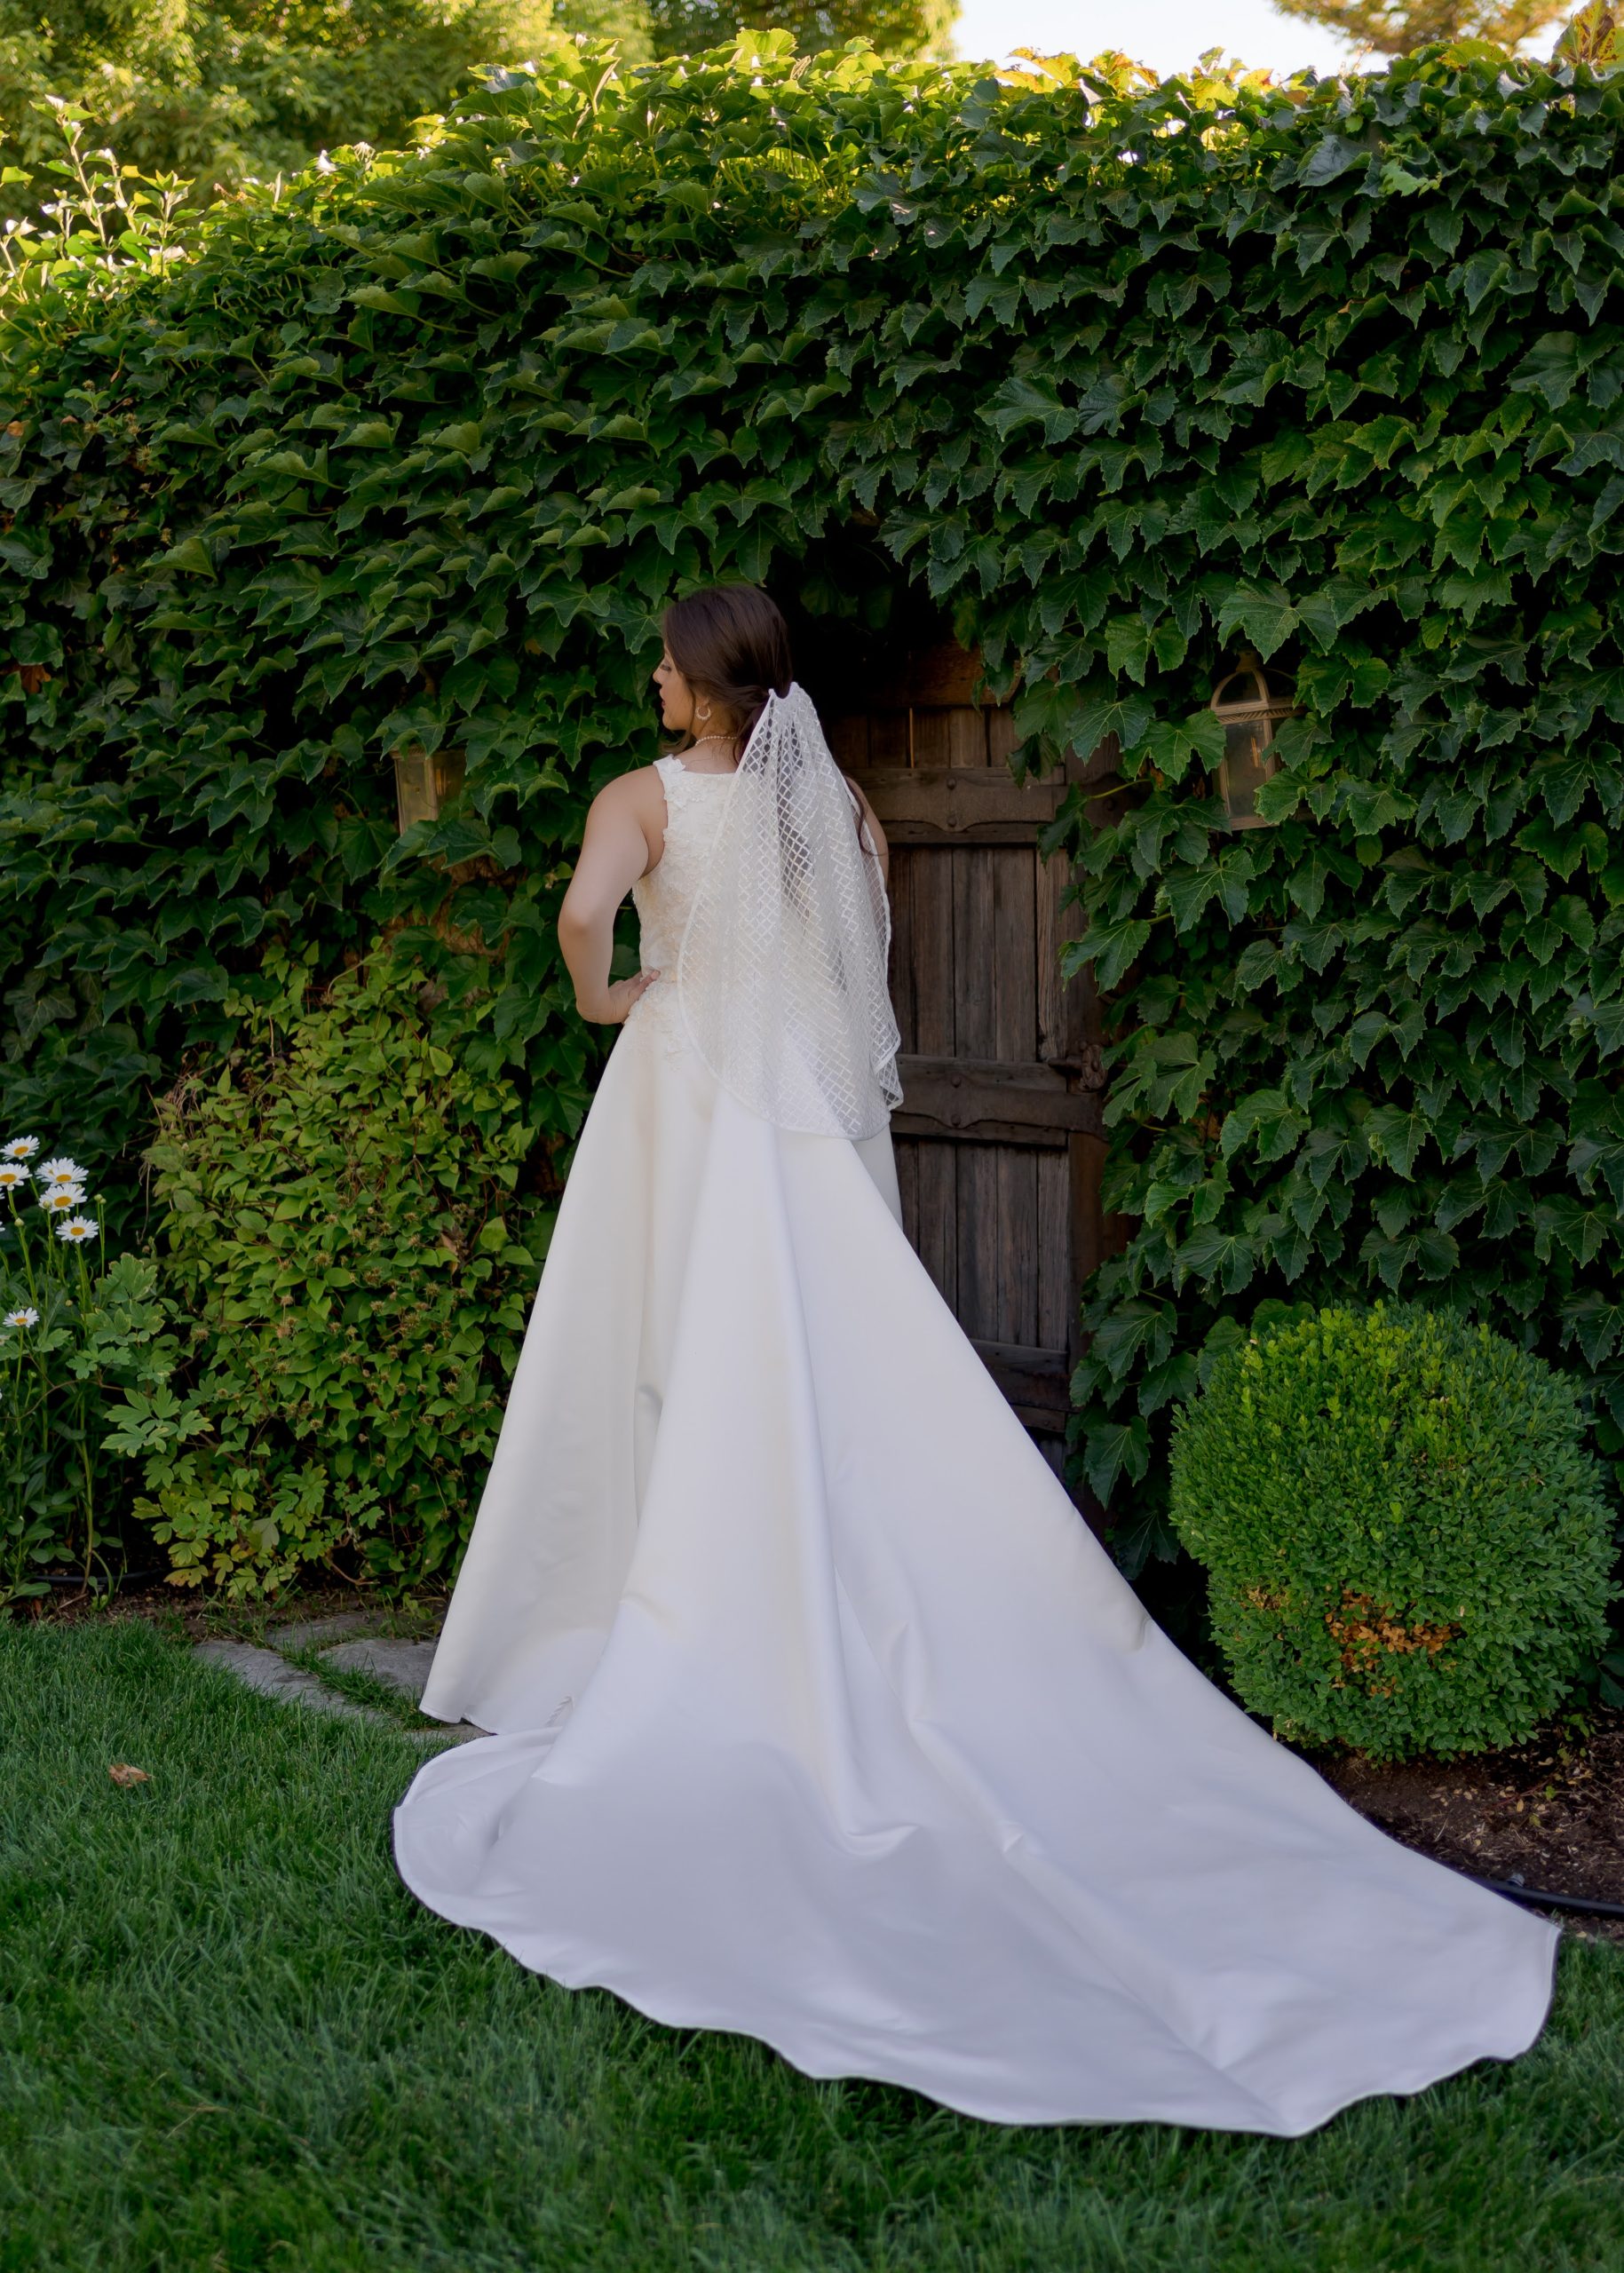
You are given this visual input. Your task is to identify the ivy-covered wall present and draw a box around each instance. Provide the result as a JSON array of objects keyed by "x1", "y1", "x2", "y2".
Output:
[{"x1": 2, "y1": 33, "x2": 1621, "y2": 1576}]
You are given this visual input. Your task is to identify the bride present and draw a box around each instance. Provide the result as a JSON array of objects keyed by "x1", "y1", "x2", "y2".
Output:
[{"x1": 394, "y1": 583, "x2": 1555, "y2": 2134}]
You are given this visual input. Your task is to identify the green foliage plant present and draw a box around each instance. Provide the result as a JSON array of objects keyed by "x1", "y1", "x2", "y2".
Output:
[
  {"x1": 0, "y1": 1134, "x2": 183, "y2": 1601},
  {"x1": 1168, "y1": 1303, "x2": 1615, "y2": 1757},
  {"x1": 0, "y1": 36, "x2": 1623, "y2": 1589},
  {"x1": 1558, "y1": 0, "x2": 1624, "y2": 65},
  {"x1": 133, "y1": 952, "x2": 548, "y2": 1596},
  {"x1": 0, "y1": 98, "x2": 193, "y2": 307}
]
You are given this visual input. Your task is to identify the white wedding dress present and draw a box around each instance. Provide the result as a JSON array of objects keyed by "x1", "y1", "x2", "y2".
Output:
[{"x1": 394, "y1": 749, "x2": 1557, "y2": 2135}]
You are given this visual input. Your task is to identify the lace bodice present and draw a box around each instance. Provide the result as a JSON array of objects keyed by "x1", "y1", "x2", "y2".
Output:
[{"x1": 624, "y1": 756, "x2": 733, "y2": 1051}]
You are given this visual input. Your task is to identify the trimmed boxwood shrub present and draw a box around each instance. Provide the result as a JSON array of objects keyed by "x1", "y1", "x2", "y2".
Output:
[{"x1": 1168, "y1": 1303, "x2": 1615, "y2": 1758}]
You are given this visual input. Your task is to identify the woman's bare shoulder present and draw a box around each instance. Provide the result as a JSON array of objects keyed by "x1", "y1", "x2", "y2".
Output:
[{"x1": 590, "y1": 764, "x2": 668, "y2": 815}]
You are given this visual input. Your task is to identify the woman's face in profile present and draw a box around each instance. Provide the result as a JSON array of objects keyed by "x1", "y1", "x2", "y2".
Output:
[{"x1": 653, "y1": 649, "x2": 695, "y2": 733}]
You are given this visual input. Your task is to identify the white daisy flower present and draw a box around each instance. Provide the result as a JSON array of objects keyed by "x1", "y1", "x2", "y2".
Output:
[
  {"x1": 36, "y1": 1157, "x2": 83, "y2": 1186},
  {"x1": 55, "y1": 1216, "x2": 99, "y2": 1245},
  {"x1": 39, "y1": 1184, "x2": 85, "y2": 1214},
  {"x1": 4, "y1": 1307, "x2": 37, "y2": 1327},
  {"x1": 0, "y1": 1164, "x2": 29, "y2": 1190},
  {"x1": 2, "y1": 1136, "x2": 38, "y2": 1160}
]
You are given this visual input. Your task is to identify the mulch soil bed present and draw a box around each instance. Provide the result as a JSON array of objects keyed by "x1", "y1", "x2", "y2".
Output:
[
  {"x1": 20, "y1": 1579, "x2": 448, "y2": 1643},
  {"x1": 1317, "y1": 1711, "x2": 1624, "y2": 1940}
]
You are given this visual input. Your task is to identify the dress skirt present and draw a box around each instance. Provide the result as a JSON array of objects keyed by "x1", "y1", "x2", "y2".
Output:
[{"x1": 395, "y1": 1010, "x2": 1556, "y2": 2134}]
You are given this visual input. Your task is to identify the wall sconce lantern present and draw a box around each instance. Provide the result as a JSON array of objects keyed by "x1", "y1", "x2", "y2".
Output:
[
  {"x1": 1209, "y1": 649, "x2": 1295, "y2": 829},
  {"x1": 392, "y1": 741, "x2": 466, "y2": 835}
]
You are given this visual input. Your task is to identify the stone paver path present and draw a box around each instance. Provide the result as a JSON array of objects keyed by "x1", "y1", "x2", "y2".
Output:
[
  {"x1": 322, "y1": 1636, "x2": 440, "y2": 1702},
  {"x1": 193, "y1": 1615, "x2": 485, "y2": 1745}
]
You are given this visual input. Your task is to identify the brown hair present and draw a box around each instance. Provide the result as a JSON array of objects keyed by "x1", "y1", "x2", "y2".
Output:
[{"x1": 661, "y1": 584, "x2": 794, "y2": 754}]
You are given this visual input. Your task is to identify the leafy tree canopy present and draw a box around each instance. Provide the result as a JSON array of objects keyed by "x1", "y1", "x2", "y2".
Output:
[
  {"x1": 0, "y1": 0, "x2": 957, "y2": 210},
  {"x1": 0, "y1": 0, "x2": 579, "y2": 200},
  {"x1": 1269, "y1": 0, "x2": 1571, "y2": 58},
  {"x1": 646, "y1": 0, "x2": 955, "y2": 59}
]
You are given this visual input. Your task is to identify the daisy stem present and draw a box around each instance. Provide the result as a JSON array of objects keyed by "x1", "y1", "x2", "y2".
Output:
[
  {"x1": 6, "y1": 1191, "x2": 40, "y2": 1313},
  {"x1": 72, "y1": 1240, "x2": 99, "y2": 1584}
]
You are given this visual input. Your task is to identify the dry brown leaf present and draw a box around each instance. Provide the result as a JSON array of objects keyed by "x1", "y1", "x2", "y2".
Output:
[{"x1": 107, "y1": 1762, "x2": 150, "y2": 1786}]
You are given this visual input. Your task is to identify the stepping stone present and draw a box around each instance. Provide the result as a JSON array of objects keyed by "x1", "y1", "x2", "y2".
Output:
[
  {"x1": 194, "y1": 1640, "x2": 393, "y2": 1727},
  {"x1": 194, "y1": 1635, "x2": 486, "y2": 1746},
  {"x1": 266, "y1": 1612, "x2": 384, "y2": 1654},
  {"x1": 322, "y1": 1636, "x2": 440, "y2": 1703},
  {"x1": 313, "y1": 1636, "x2": 487, "y2": 1742}
]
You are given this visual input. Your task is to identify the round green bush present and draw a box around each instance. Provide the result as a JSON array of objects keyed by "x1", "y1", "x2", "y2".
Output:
[{"x1": 1168, "y1": 1303, "x2": 1616, "y2": 1760}]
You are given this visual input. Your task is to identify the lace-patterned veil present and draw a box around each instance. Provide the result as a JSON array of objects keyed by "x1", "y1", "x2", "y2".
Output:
[{"x1": 677, "y1": 683, "x2": 902, "y2": 1140}]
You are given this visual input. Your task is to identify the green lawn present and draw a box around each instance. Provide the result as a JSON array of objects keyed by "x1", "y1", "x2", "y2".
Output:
[{"x1": 5, "y1": 1623, "x2": 1624, "y2": 2273}]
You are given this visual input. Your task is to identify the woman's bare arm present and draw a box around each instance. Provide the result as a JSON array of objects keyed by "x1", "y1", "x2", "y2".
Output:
[
  {"x1": 844, "y1": 774, "x2": 890, "y2": 888},
  {"x1": 557, "y1": 771, "x2": 665, "y2": 1024}
]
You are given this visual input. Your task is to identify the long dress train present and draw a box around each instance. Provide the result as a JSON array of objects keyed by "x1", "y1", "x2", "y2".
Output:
[{"x1": 394, "y1": 752, "x2": 1556, "y2": 2136}]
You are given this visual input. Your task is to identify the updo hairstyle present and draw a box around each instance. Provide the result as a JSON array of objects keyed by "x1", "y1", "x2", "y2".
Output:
[{"x1": 661, "y1": 584, "x2": 794, "y2": 754}]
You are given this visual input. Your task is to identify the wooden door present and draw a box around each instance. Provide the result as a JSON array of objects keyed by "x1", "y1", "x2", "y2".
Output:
[{"x1": 821, "y1": 642, "x2": 1112, "y2": 1496}]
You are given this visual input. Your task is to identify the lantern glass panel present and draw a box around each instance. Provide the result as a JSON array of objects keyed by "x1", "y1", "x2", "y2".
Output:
[
  {"x1": 1210, "y1": 652, "x2": 1295, "y2": 830},
  {"x1": 392, "y1": 745, "x2": 466, "y2": 835},
  {"x1": 393, "y1": 746, "x2": 436, "y2": 833},
  {"x1": 1219, "y1": 717, "x2": 1278, "y2": 828}
]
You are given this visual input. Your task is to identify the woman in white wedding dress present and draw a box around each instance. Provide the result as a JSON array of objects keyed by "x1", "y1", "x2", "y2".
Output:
[{"x1": 394, "y1": 584, "x2": 1556, "y2": 2135}]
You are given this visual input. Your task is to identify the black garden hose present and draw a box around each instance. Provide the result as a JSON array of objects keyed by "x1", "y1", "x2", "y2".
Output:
[{"x1": 1466, "y1": 1870, "x2": 1624, "y2": 1921}]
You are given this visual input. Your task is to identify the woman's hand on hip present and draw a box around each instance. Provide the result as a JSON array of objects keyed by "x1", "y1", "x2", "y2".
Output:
[{"x1": 576, "y1": 969, "x2": 661, "y2": 1024}]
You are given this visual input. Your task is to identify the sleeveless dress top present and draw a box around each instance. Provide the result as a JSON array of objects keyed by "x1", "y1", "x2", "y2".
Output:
[{"x1": 623, "y1": 754, "x2": 733, "y2": 1055}]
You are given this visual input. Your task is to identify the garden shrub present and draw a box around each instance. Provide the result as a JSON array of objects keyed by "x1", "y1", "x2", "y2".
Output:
[
  {"x1": 136, "y1": 952, "x2": 550, "y2": 1596},
  {"x1": 1168, "y1": 1302, "x2": 1615, "y2": 1758}
]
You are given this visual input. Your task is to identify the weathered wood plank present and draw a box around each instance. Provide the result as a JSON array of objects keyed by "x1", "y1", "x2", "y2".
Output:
[
  {"x1": 1036, "y1": 1146, "x2": 1073, "y2": 1352},
  {"x1": 910, "y1": 1137, "x2": 957, "y2": 1312},
  {"x1": 992, "y1": 848, "x2": 1036, "y2": 1063},
  {"x1": 891, "y1": 820, "x2": 1051, "y2": 846},
  {"x1": 1036, "y1": 844, "x2": 1100, "y2": 1073},
  {"x1": 861, "y1": 766, "x2": 1066, "y2": 840},
  {"x1": 868, "y1": 708, "x2": 910, "y2": 767},
  {"x1": 910, "y1": 706, "x2": 952, "y2": 766},
  {"x1": 914, "y1": 705, "x2": 987, "y2": 769},
  {"x1": 1068, "y1": 1129, "x2": 1107, "y2": 1288},
  {"x1": 905, "y1": 851, "x2": 955, "y2": 1057},
  {"x1": 952, "y1": 849, "x2": 997, "y2": 1058},
  {"x1": 860, "y1": 643, "x2": 989, "y2": 708},
  {"x1": 970, "y1": 1338, "x2": 1070, "y2": 1423},
  {"x1": 825, "y1": 711, "x2": 868, "y2": 771},
  {"x1": 894, "y1": 1133, "x2": 919, "y2": 1249},
  {"x1": 948, "y1": 705, "x2": 990, "y2": 768},
  {"x1": 891, "y1": 1054, "x2": 1104, "y2": 1142},
  {"x1": 955, "y1": 1141, "x2": 1002, "y2": 1342},
  {"x1": 995, "y1": 1145, "x2": 1040, "y2": 1346}
]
